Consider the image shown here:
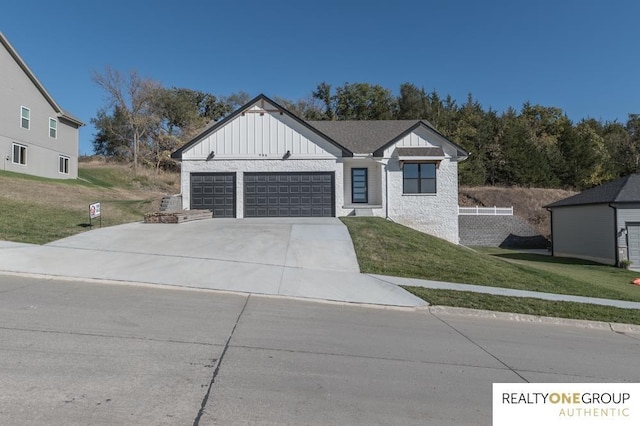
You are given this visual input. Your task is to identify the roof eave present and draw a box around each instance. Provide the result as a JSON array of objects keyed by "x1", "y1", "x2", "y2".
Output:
[
  {"x1": 372, "y1": 121, "x2": 470, "y2": 158},
  {"x1": 0, "y1": 32, "x2": 64, "y2": 114}
]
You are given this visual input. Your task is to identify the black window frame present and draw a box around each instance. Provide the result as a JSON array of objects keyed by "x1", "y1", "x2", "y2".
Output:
[
  {"x1": 59, "y1": 155, "x2": 69, "y2": 174},
  {"x1": 12, "y1": 143, "x2": 27, "y2": 165},
  {"x1": 402, "y1": 162, "x2": 437, "y2": 194},
  {"x1": 351, "y1": 167, "x2": 368, "y2": 204}
]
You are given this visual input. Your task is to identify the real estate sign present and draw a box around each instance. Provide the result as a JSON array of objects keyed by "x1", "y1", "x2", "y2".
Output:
[{"x1": 89, "y1": 202, "x2": 101, "y2": 219}]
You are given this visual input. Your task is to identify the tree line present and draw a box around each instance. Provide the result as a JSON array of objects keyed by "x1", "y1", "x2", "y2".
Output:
[{"x1": 92, "y1": 70, "x2": 639, "y2": 190}]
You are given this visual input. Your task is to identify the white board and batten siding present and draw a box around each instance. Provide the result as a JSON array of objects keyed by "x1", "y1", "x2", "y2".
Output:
[
  {"x1": 181, "y1": 104, "x2": 342, "y2": 160},
  {"x1": 180, "y1": 101, "x2": 344, "y2": 214},
  {"x1": 552, "y1": 204, "x2": 616, "y2": 265},
  {"x1": 382, "y1": 125, "x2": 458, "y2": 159}
]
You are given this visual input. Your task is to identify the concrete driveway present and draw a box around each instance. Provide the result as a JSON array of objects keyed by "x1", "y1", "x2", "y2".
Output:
[{"x1": 0, "y1": 218, "x2": 424, "y2": 306}]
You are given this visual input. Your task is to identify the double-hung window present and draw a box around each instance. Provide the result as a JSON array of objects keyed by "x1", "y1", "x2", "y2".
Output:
[
  {"x1": 403, "y1": 163, "x2": 436, "y2": 194},
  {"x1": 12, "y1": 143, "x2": 27, "y2": 165},
  {"x1": 49, "y1": 118, "x2": 58, "y2": 138},
  {"x1": 21, "y1": 107, "x2": 30, "y2": 129}
]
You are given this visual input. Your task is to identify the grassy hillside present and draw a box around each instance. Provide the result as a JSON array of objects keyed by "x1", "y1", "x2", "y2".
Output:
[
  {"x1": 0, "y1": 162, "x2": 180, "y2": 244},
  {"x1": 341, "y1": 217, "x2": 640, "y2": 302},
  {"x1": 459, "y1": 186, "x2": 577, "y2": 237},
  {"x1": 342, "y1": 217, "x2": 640, "y2": 324}
]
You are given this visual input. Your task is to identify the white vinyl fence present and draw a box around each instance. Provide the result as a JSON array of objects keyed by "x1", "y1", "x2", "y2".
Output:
[{"x1": 458, "y1": 206, "x2": 513, "y2": 216}]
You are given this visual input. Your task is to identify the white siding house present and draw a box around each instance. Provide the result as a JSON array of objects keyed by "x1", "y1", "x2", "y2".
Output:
[
  {"x1": 172, "y1": 95, "x2": 469, "y2": 243},
  {"x1": 0, "y1": 32, "x2": 83, "y2": 179}
]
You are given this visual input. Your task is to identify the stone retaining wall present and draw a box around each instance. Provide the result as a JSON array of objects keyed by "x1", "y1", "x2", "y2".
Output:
[{"x1": 459, "y1": 215, "x2": 548, "y2": 248}]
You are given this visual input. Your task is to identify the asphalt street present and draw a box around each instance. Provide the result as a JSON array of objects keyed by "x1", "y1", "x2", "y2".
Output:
[{"x1": 1, "y1": 274, "x2": 639, "y2": 425}]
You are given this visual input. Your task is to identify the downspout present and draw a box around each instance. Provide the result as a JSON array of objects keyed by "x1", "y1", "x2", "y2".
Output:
[
  {"x1": 385, "y1": 161, "x2": 389, "y2": 219},
  {"x1": 609, "y1": 203, "x2": 619, "y2": 266},
  {"x1": 546, "y1": 207, "x2": 554, "y2": 256}
]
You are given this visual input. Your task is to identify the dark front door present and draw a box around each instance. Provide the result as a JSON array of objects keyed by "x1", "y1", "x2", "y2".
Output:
[
  {"x1": 244, "y1": 172, "x2": 334, "y2": 217},
  {"x1": 351, "y1": 168, "x2": 368, "y2": 203},
  {"x1": 190, "y1": 173, "x2": 236, "y2": 218}
]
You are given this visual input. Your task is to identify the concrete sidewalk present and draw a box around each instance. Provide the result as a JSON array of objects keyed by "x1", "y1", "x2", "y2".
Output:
[{"x1": 371, "y1": 274, "x2": 640, "y2": 310}]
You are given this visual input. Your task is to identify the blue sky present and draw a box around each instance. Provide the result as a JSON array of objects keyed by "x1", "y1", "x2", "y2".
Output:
[{"x1": 1, "y1": 0, "x2": 638, "y2": 155}]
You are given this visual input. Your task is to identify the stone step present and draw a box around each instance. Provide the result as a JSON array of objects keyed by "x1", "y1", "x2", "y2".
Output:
[
  {"x1": 144, "y1": 210, "x2": 212, "y2": 224},
  {"x1": 159, "y1": 195, "x2": 182, "y2": 213},
  {"x1": 353, "y1": 208, "x2": 374, "y2": 217}
]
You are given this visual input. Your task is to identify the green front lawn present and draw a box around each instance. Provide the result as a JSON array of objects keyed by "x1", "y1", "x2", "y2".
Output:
[
  {"x1": 340, "y1": 217, "x2": 640, "y2": 303},
  {"x1": 405, "y1": 287, "x2": 640, "y2": 326}
]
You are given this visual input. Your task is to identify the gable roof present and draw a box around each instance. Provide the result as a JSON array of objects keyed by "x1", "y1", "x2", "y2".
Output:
[
  {"x1": 171, "y1": 93, "x2": 470, "y2": 160},
  {"x1": 546, "y1": 174, "x2": 640, "y2": 208},
  {"x1": 309, "y1": 119, "x2": 469, "y2": 157},
  {"x1": 0, "y1": 32, "x2": 84, "y2": 127},
  {"x1": 171, "y1": 94, "x2": 352, "y2": 159}
]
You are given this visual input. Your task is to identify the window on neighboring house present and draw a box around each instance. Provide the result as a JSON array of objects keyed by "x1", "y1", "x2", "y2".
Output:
[
  {"x1": 351, "y1": 168, "x2": 368, "y2": 203},
  {"x1": 21, "y1": 107, "x2": 30, "y2": 129},
  {"x1": 59, "y1": 155, "x2": 69, "y2": 174},
  {"x1": 403, "y1": 163, "x2": 436, "y2": 194},
  {"x1": 49, "y1": 118, "x2": 57, "y2": 138},
  {"x1": 12, "y1": 143, "x2": 27, "y2": 165}
]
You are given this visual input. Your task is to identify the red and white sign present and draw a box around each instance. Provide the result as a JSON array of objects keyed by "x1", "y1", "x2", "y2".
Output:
[{"x1": 89, "y1": 202, "x2": 101, "y2": 219}]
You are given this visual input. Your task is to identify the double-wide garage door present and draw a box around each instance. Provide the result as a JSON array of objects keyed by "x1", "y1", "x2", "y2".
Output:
[
  {"x1": 190, "y1": 172, "x2": 334, "y2": 218},
  {"x1": 244, "y1": 172, "x2": 334, "y2": 217}
]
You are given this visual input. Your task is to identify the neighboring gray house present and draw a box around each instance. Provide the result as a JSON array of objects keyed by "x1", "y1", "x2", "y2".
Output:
[
  {"x1": 171, "y1": 94, "x2": 469, "y2": 243},
  {"x1": 546, "y1": 174, "x2": 640, "y2": 266},
  {"x1": 0, "y1": 32, "x2": 83, "y2": 179}
]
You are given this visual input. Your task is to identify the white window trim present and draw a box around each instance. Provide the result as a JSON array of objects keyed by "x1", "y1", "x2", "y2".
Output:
[
  {"x1": 49, "y1": 117, "x2": 58, "y2": 139},
  {"x1": 20, "y1": 106, "x2": 30, "y2": 130},
  {"x1": 12, "y1": 143, "x2": 27, "y2": 165},
  {"x1": 58, "y1": 155, "x2": 69, "y2": 174}
]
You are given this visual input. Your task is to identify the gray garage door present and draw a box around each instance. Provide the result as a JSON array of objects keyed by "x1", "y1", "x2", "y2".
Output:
[
  {"x1": 628, "y1": 223, "x2": 640, "y2": 266},
  {"x1": 190, "y1": 173, "x2": 236, "y2": 218},
  {"x1": 244, "y1": 172, "x2": 334, "y2": 217}
]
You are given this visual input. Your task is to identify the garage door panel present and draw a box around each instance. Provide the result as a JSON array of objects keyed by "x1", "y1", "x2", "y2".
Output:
[
  {"x1": 190, "y1": 172, "x2": 236, "y2": 218},
  {"x1": 628, "y1": 224, "x2": 640, "y2": 266},
  {"x1": 244, "y1": 172, "x2": 334, "y2": 217}
]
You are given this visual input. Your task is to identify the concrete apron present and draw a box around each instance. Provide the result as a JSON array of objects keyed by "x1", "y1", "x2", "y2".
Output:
[{"x1": 0, "y1": 219, "x2": 425, "y2": 307}]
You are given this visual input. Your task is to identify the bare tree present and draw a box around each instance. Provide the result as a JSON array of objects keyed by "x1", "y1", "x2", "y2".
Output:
[{"x1": 92, "y1": 66, "x2": 161, "y2": 170}]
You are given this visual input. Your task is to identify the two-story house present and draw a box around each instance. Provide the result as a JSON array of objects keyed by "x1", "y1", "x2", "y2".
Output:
[{"x1": 0, "y1": 32, "x2": 83, "y2": 179}]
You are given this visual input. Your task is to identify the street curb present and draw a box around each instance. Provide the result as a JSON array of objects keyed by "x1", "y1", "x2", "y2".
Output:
[
  {"x1": 1, "y1": 271, "x2": 637, "y2": 331},
  {"x1": 428, "y1": 305, "x2": 640, "y2": 335}
]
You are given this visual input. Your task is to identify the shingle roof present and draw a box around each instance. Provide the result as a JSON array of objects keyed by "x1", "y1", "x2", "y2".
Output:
[
  {"x1": 173, "y1": 94, "x2": 469, "y2": 160},
  {"x1": 546, "y1": 174, "x2": 640, "y2": 208},
  {"x1": 396, "y1": 147, "x2": 445, "y2": 157},
  {"x1": 308, "y1": 120, "x2": 424, "y2": 154}
]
